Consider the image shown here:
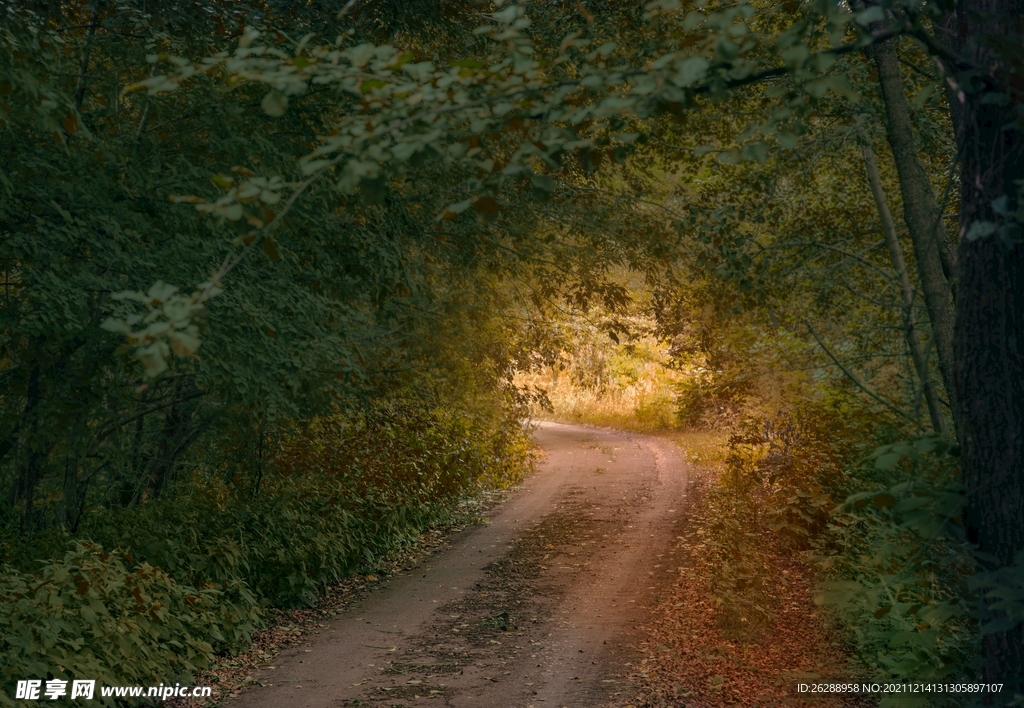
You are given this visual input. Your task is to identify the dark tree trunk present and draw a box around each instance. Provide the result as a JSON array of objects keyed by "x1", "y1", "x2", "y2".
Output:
[
  {"x1": 949, "y1": 0, "x2": 1024, "y2": 697},
  {"x1": 8, "y1": 365, "x2": 42, "y2": 531}
]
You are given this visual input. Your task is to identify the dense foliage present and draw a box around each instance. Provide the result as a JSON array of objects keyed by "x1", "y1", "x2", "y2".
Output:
[
  {"x1": 0, "y1": 403, "x2": 530, "y2": 706},
  {"x1": 0, "y1": 2, "x2": 540, "y2": 700},
  {"x1": 2, "y1": 0, "x2": 1022, "y2": 704}
]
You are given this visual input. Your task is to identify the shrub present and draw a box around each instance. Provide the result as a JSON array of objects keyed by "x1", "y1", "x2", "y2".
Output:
[
  {"x1": 0, "y1": 542, "x2": 222, "y2": 707},
  {"x1": 0, "y1": 405, "x2": 532, "y2": 696},
  {"x1": 814, "y1": 439, "x2": 977, "y2": 704},
  {"x1": 694, "y1": 401, "x2": 889, "y2": 636},
  {"x1": 700, "y1": 400, "x2": 981, "y2": 705}
]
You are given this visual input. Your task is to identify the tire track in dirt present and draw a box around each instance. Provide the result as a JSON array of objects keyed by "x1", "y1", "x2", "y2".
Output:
[{"x1": 233, "y1": 421, "x2": 691, "y2": 708}]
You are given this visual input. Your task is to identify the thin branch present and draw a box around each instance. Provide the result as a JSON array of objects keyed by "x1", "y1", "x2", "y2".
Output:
[
  {"x1": 194, "y1": 161, "x2": 340, "y2": 306},
  {"x1": 336, "y1": 0, "x2": 358, "y2": 20},
  {"x1": 861, "y1": 140, "x2": 948, "y2": 436},
  {"x1": 73, "y1": 9, "x2": 100, "y2": 112},
  {"x1": 766, "y1": 240, "x2": 909, "y2": 286},
  {"x1": 898, "y1": 56, "x2": 936, "y2": 81},
  {"x1": 366, "y1": 26, "x2": 908, "y2": 143},
  {"x1": 837, "y1": 279, "x2": 899, "y2": 308},
  {"x1": 804, "y1": 319, "x2": 917, "y2": 423},
  {"x1": 91, "y1": 390, "x2": 206, "y2": 447}
]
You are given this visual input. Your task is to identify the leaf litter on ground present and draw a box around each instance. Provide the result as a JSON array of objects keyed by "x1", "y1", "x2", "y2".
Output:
[{"x1": 627, "y1": 464, "x2": 875, "y2": 708}]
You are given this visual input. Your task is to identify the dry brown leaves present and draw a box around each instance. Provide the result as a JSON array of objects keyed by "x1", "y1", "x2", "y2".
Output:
[{"x1": 628, "y1": 466, "x2": 875, "y2": 708}]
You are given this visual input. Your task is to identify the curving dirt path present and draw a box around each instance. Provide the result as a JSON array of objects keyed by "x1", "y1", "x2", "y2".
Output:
[{"x1": 234, "y1": 421, "x2": 691, "y2": 708}]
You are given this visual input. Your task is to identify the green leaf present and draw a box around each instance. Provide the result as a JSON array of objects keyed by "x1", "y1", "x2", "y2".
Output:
[
  {"x1": 388, "y1": 52, "x2": 415, "y2": 70},
  {"x1": 741, "y1": 142, "x2": 768, "y2": 163},
  {"x1": 716, "y1": 39, "x2": 739, "y2": 62},
  {"x1": 360, "y1": 79, "x2": 387, "y2": 94},
  {"x1": 781, "y1": 44, "x2": 809, "y2": 68},
  {"x1": 854, "y1": 6, "x2": 885, "y2": 26},
  {"x1": 716, "y1": 150, "x2": 741, "y2": 165},
  {"x1": 965, "y1": 220, "x2": 997, "y2": 241},
  {"x1": 439, "y1": 198, "x2": 473, "y2": 220},
  {"x1": 874, "y1": 452, "x2": 902, "y2": 470},
  {"x1": 260, "y1": 90, "x2": 288, "y2": 117},
  {"x1": 912, "y1": 84, "x2": 936, "y2": 109},
  {"x1": 222, "y1": 203, "x2": 244, "y2": 221},
  {"x1": 452, "y1": 58, "x2": 486, "y2": 70},
  {"x1": 531, "y1": 175, "x2": 556, "y2": 193},
  {"x1": 980, "y1": 616, "x2": 1017, "y2": 635},
  {"x1": 168, "y1": 330, "x2": 201, "y2": 356},
  {"x1": 674, "y1": 57, "x2": 709, "y2": 87}
]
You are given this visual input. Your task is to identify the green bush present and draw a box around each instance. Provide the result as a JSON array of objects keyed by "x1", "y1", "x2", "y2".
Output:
[
  {"x1": 674, "y1": 366, "x2": 752, "y2": 428},
  {"x1": 0, "y1": 406, "x2": 531, "y2": 698},
  {"x1": 0, "y1": 542, "x2": 222, "y2": 707},
  {"x1": 705, "y1": 401, "x2": 980, "y2": 706},
  {"x1": 814, "y1": 438, "x2": 978, "y2": 706},
  {"x1": 693, "y1": 402, "x2": 875, "y2": 632}
]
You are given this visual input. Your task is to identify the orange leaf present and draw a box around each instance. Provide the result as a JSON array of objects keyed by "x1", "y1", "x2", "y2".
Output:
[
  {"x1": 262, "y1": 237, "x2": 280, "y2": 260},
  {"x1": 473, "y1": 196, "x2": 500, "y2": 219},
  {"x1": 872, "y1": 493, "x2": 895, "y2": 508}
]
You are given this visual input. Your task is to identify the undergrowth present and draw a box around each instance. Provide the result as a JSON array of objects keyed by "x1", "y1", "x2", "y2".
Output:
[
  {"x1": 688, "y1": 399, "x2": 989, "y2": 707},
  {"x1": 521, "y1": 295, "x2": 997, "y2": 705},
  {"x1": 519, "y1": 334, "x2": 681, "y2": 432},
  {"x1": 0, "y1": 405, "x2": 531, "y2": 707}
]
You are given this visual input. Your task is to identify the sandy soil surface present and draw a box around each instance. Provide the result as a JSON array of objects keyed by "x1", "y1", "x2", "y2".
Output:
[{"x1": 231, "y1": 421, "x2": 692, "y2": 708}]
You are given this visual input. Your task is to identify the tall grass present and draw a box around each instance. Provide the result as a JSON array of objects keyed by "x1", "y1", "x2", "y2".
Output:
[{"x1": 518, "y1": 335, "x2": 683, "y2": 432}]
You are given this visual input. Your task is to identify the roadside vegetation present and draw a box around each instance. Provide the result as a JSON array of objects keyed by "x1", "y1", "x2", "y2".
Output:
[
  {"x1": 532, "y1": 297, "x2": 974, "y2": 706},
  {"x1": 2, "y1": 1, "x2": 1023, "y2": 706}
]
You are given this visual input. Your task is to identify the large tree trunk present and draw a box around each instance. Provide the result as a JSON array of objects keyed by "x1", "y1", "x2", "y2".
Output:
[
  {"x1": 866, "y1": 30, "x2": 960, "y2": 432},
  {"x1": 948, "y1": 1, "x2": 1024, "y2": 698}
]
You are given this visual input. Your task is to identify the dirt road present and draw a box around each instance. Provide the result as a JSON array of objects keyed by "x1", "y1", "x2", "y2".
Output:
[{"x1": 235, "y1": 421, "x2": 691, "y2": 708}]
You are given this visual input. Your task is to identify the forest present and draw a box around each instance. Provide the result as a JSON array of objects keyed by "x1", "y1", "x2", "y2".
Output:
[{"x1": 0, "y1": 0, "x2": 1022, "y2": 706}]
